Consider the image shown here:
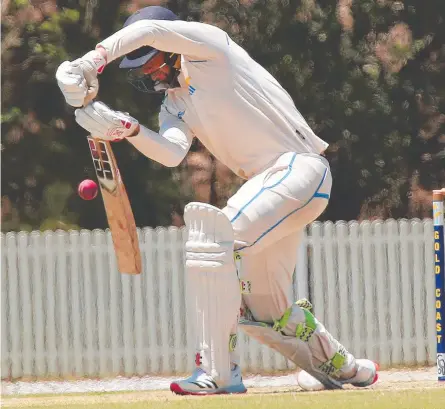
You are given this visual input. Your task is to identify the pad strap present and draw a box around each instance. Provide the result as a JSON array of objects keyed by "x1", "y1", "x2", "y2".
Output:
[{"x1": 319, "y1": 346, "x2": 348, "y2": 376}]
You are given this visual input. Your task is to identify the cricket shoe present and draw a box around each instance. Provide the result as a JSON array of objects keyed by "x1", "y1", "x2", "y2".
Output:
[
  {"x1": 170, "y1": 365, "x2": 247, "y2": 395},
  {"x1": 297, "y1": 359, "x2": 379, "y2": 391}
]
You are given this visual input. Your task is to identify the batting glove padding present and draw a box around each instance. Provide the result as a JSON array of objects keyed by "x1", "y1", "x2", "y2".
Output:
[
  {"x1": 75, "y1": 101, "x2": 140, "y2": 141},
  {"x1": 56, "y1": 50, "x2": 106, "y2": 107}
]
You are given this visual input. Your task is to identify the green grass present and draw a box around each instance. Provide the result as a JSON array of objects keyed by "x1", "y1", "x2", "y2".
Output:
[{"x1": 3, "y1": 389, "x2": 445, "y2": 409}]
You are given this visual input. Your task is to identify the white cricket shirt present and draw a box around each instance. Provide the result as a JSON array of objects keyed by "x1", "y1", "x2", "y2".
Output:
[{"x1": 99, "y1": 20, "x2": 328, "y2": 179}]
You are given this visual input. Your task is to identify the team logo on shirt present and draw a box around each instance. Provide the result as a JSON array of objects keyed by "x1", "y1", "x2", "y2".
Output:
[{"x1": 185, "y1": 76, "x2": 196, "y2": 95}]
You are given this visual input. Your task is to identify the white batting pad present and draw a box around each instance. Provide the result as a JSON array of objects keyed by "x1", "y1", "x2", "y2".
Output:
[
  {"x1": 184, "y1": 202, "x2": 241, "y2": 386},
  {"x1": 239, "y1": 319, "x2": 342, "y2": 389},
  {"x1": 239, "y1": 300, "x2": 357, "y2": 389}
]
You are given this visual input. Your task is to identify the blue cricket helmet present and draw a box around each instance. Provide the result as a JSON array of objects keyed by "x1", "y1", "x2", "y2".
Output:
[{"x1": 119, "y1": 6, "x2": 179, "y2": 69}]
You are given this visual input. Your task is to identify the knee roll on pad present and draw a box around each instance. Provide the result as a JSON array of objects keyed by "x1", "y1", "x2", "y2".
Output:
[
  {"x1": 184, "y1": 202, "x2": 241, "y2": 386},
  {"x1": 185, "y1": 202, "x2": 235, "y2": 273}
]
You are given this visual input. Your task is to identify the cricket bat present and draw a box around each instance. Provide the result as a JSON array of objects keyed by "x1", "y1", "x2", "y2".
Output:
[{"x1": 87, "y1": 136, "x2": 142, "y2": 275}]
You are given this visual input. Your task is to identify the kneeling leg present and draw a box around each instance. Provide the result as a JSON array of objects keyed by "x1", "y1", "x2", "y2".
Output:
[{"x1": 237, "y1": 235, "x2": 376, "y2": 390}]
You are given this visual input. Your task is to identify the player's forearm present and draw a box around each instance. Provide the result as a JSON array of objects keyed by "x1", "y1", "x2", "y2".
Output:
[
  {"x1": 128, "y1": 124, "x2": 189, "y2": 167},
  {"x1": 97, "y1": 20, "x2": 225, "y2": 63}
]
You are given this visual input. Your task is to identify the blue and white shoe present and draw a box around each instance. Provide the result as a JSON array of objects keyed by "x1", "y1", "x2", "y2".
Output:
[{"x1": 170, "y1": 365, "x2": 247, "y2": 395}]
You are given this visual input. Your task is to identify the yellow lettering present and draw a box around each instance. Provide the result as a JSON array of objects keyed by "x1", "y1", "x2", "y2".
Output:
[
  {"x1": 435, "y1": 231, "x2": 440, "y2": 239},
  {"x1": 437, "y1": 311, "x2": 442, "y2": 321},
  {"x1": 437, "y1": 254, "x2": 441, "y2": 262},
  {"x1": 437, "y1": 300, "x2": 442, "y2": 309},
  {"x1": 437, "y1": 288, "x2": 442, "y2": 297},
  {"x1": 438, "y1": 335, "x2": 442, "y2": 343},
  {"x1": 437, "y1": 266, "x2": 442, "y2": 274},
  {"x1": 437, "y1": 323, "x2": 442, "y2": 332},
  {"x1": 436, "y1": 242, "x2": 440, "y2": 251}
]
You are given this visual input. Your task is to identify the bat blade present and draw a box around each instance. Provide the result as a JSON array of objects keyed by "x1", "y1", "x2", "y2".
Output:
[{"x1": 87, "y1": 136, "x2": 141, "y2": 275}]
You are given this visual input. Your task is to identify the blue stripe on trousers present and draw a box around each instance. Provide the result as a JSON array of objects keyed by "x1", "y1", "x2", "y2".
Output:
[
  {"x1": 230, "y1": 153, "x2": 298, "y2": 223},
  {"x1": 232, "y1": 161, "x2": 329, "y2": 251}
]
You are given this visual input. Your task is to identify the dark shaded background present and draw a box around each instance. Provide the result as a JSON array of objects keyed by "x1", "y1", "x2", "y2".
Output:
[{"x1": 2, "y1": 0, "x2": 444, "y2": 232}]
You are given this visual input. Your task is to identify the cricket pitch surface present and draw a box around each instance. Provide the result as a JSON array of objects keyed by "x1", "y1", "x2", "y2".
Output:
[{"x1": 2, "y1": 367, "x2": 444, "y2": 409}]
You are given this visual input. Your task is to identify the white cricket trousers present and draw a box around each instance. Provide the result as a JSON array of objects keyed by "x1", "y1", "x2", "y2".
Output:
[{"x1": 222, "y1": 152, "x2": 332, "y2": 323}]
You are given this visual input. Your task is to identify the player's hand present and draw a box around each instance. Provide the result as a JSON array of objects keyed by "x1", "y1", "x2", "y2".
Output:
[
  {"x1": 75, "y1": 101, "x2": 140, "y2": 141},
  {"x1": 56, "y1": 49, "x2": 107, "y2": 107}
]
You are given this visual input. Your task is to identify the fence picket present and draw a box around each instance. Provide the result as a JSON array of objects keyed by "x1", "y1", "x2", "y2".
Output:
[
  {"x1": 17, "y1": 232, "x2": 33, "y2": 376},
  {"x1": 374, "y1": 221, "x2": 390, "y2": 366},
  {"x1": 68, "y1": 230, "x2": 83, "y2": 376},
  {"x1": 400, "y1": 220, "x2": 414, "y2": 364},
  {"x1": 134, "y1": 229, "x2": 146, "y2": 376},
  {"x1": 349, "y1": 222, "x2": 362, "y2": 358},
  {"x1": 1, "y1": 234, "x2": 10, "y2": 378},
  {"x1": 44, "y1": 232, "x2": 58, "y2": 376},
  {"x1": 412, "y1": 220, "x2": 426, "y2": 364},
  {"x1": 336, "y1": 222, "x2": 350, "y2": 346}
]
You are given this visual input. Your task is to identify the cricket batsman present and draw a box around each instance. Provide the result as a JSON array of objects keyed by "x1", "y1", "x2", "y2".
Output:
[{"x1": 56, "y1": 6, "x2": 379, "y2": 395}]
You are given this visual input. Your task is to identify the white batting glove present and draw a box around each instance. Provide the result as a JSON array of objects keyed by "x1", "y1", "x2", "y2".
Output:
[
  {"x1": 56, "y1": 49, "x2": 106, "y2": 107},
  {"x1": 75, "y1": 101, "x2": 140, "y2": 141}
]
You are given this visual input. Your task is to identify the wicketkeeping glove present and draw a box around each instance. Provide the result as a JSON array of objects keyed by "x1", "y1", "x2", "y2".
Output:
[{"x1": 75, "y1": 101, "x2": 140, "y2": 141}]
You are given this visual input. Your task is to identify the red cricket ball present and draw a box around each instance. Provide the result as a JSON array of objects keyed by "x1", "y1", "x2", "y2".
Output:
[{"x1": 78, "y1": 179, "x2": 98, "y2": 201}]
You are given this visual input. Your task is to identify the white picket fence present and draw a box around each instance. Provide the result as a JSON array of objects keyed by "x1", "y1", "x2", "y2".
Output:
[{"x1": 1, "y1": 219, "x2": 437, "y2": 380}]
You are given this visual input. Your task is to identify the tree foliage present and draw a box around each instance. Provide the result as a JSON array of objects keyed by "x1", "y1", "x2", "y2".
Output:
[
  {"x1": 2, "y1": 0, "x2": 444, "y2": 232},
  {"x1": 2, "y1": 0, "x2": 187, "y2": 231}
]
